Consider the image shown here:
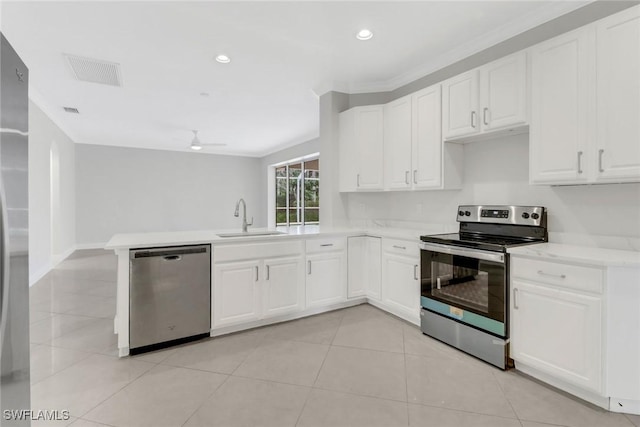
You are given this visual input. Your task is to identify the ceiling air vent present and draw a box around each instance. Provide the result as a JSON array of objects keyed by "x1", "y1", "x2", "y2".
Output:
[
  {"x1": 64, "y1": 54, "x2": 122, "y2": 87},
  {"x1": 63, "y1": 107, "x2": 79, "y2": 114}
]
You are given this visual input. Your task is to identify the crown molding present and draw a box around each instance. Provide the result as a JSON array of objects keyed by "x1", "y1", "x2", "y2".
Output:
[{"x1": 347, "y1": 1, "x2": 593, "y2": 94}]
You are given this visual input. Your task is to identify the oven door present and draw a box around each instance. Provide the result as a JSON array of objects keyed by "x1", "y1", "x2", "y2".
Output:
[{"x1": 420, "y1": 243, "x2": 506, "y2": 338}]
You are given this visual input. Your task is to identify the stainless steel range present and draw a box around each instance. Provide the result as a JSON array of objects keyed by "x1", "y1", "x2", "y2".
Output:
[{"x1": 419, "y1": 205, "x2": 547, "y2": 369}]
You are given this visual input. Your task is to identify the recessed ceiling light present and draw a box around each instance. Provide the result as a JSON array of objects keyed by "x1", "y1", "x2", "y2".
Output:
[
  {"x1": 215, "y1": 55, "x2": 231, "y2": 64},
  {"x1": 356, "y1": 29, "x2": 373, "y2": 41},
  {"x1": 190, "y1": 144, "x2": 203, "y2": 151}
]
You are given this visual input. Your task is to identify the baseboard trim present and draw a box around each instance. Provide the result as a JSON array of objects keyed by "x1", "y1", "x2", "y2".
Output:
[
  {"x1": 75, "y1": 242, "x2": 108, "y2": 250},
  {"x1": 29, "y1": 245, "x2": 75, "y2": 287},
  {"x1": 29, "y1": 263, "x2": 52, "y2": 287},
  {"x1": 51, "y1": 246, "x2": 75, "y2": 268}
]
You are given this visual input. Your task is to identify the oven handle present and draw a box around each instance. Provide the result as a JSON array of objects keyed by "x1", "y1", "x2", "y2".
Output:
[{"x1": 419, "y1": 242, "x2": 505, "y2": 264}]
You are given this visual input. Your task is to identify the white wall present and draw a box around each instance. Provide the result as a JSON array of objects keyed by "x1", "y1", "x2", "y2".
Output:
[
  {"x1": 29, "y1": 101, "x2": 76, "y2": 283},
  {"x1": 346, "y1": 134, "x2": 640, "y2": 250},
  {"x1": 319, "y1": 91, "x2": 350, "y2": 227},
  {"x1": 75, "y1": 144, "x2": 264, "y2": 246}
]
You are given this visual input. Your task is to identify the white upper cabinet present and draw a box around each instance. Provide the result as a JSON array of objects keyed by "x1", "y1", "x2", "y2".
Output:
[
  {"x1": 412, "y1": 85, "x2": 446, "y2": 189},
  {"x1": 480, "y1": 51, "x2": 528, "y2": 131},
  {"x1": 442, "y1": 70, "x2": 480, "y2": 139},
  {"x1": 530, "y1": 5, "x2": 640, "y2": 185},
  {"x1": 384, "y1": 95, "x2": 413, "y2": 189},
  {"x1": 443, "y1": 51, "x2": 528, "y2": 142},
  {"x1": 382, "y1": 84, "x2": 462, "y2": 191},
  {"x1": 529, "y1": 27, "x2": 592, "y2": 184},
  {"x1": 595, "y1": 6, "x2": 640, "y2": 182},
  {"x1": 339, "y1": 105, "x2": 384, "y2": 191}
]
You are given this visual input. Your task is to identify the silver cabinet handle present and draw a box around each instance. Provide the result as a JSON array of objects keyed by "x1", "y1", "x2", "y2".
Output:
[
  {"x1": 483, "y1": 107, "x2": 489, "y2": 126},
  {"x1": 413, "y1": 170, "x2": 417, "y2": 184},
  {"x1": 392, "y1": 245, "x2": 406, "y2": 250},
  {"x1": 471, "y1": 111, "x2": 477, "y2": 128},
  {"x1": 413, "y1": 265, "x2": 419, "y2": 280},
  {"x1": 308, "y1": 260, "x2": 312, "y2": 275},
  {"x1": 537, "y1": 270, "x2": 566, "y2": 279},
  {"x1": 255, "y1": 266, "x2": 259, "y2": 282},
  {"x1": 577, "y1": 151, "x2": 583, "y2": 174},
  {"x1": 356, "y1": 174, "x2": 360, "y2": 188},
  {"x1": 405, "y1": 171, "x2": 409, "y2": 185},
  {"x1": 513, "y1": 288, "x2": 519, "y2": 309},
  {"x1": 320, "y1": 243, "x2": 333, "y2": 247},
  {"x1": 598, "y1": 149, "x2": 604, "y2": 173},
  {"x1": 266, "y1": 265, "x2": 270, "y2": 280}
]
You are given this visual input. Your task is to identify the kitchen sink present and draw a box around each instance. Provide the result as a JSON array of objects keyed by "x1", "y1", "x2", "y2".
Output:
[{"x1": 216, "y1": 231, "x2": 287, "y2": 238}]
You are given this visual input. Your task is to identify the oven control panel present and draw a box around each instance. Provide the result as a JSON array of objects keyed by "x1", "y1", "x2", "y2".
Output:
[
  {"x1": 457, "y1": 205, "x2": 546, "y2": 227},
  {"x1": 480, "y1": 209, "x2": 509, "y2": 219}
]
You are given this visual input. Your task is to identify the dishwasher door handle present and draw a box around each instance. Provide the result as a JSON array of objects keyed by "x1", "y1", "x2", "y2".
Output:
[{"x1": 163, "y1": 255, "x2": 182, "y2": 261}]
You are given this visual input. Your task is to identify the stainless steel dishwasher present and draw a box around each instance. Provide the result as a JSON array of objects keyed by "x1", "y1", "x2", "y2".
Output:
[{"x1": 129, "y1": 244, "x2": 211, "y2": 353}]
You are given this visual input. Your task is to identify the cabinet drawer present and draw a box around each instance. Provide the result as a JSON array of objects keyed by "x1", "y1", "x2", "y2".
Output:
[
  {"x1": 306, "y1": 237, "x2": 346, "y2": 253},
  {"x1": 214, "y1": 240, "x2": 303, "y2": 263},
  {"x1": 511, "y1": 257, "x2": 604, "y2": 294},
  {"x1": 382, "y1": 238, "x2": 420, "y2": 258}
]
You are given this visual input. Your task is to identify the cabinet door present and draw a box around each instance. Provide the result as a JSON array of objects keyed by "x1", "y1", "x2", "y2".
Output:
[
  {"x1": 365, "y1": 237, "x2": 382, "y2": 301},
  {"x1": 355, "y1": 106, "x2": 384, "y2": 190},
  {"x1": 511, "y1": 279, "x2": 602, "y2": 393},
  {"x1": 412, "y1": 85, "x2": 442, "y2": 189},
  {"x1": 442, "y1": 70, "x2": 479, "y2": 140},
  {"x1": 306, "y1": 252, "x2": 347, "y2": 308},
  {"x1": 263, "y1": 256, "x2": 304, "y2": 318},
  {"x1": 595, "y1": 6, "x2": 640, "y2": 182},
  {"x1": 480, "y1": 52, "x2": 527, "y2": 131},
  {"x1": 530, "y1": 27, "x2": 592, "y2": 184},
  {"x1": 384, "y1": 96, "x2": 412, "y2": 190},
  {"x1": 213, "y1": 260, "x2": 261, "y2": 327},
  {"x1": 347, "y1": 237, "x2": 366, "y2": 298},
  {"x1": 339, "y1": 109, "x2": 358, "y2": 192},
  {"x1": 381, "y1": 253, "x2": 420, "y2": 323}
]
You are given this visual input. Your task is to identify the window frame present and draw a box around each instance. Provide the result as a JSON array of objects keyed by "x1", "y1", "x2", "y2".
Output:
[{"x1": 270, "y1": 153, "x2": 319, "y2": 228}]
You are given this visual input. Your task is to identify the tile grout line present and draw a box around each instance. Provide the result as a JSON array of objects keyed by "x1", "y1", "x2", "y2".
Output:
[
  {"x1": 180, "y1": 372, "x2": 234, "y2": 427},
  {"x1": 293, "y1": 332, "x2": 334, "y2": 426},
  {"x1": 491, "y1": 369, "x2": 524, "y2": 423},
  {"x1": 402, "y1": 325, "x2": 411, "y2": 426},
  {"x1": 75, "y1": 359, "x2": 157, "y2": 421}
]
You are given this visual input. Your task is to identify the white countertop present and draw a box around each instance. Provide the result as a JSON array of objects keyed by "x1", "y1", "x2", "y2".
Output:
[
  {"x1": 105, "y1": 225, "x2": 430, "y2": 250},
  {"x1": 508, "y1": 243, "x2": 640, "y2": 267}
]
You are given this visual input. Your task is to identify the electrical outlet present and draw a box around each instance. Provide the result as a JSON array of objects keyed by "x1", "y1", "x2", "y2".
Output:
[{"x1": 416, "y1": 203, "x2": 423, "y2": 214}]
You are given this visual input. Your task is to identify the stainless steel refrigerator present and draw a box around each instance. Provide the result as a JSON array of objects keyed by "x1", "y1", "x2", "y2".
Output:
[{"x1": 0, "y1": 33, "x2": 30, "y2": 426}]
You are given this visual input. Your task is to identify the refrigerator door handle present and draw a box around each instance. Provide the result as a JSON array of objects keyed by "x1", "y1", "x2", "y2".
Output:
[{"x1": 0, "y1": 179, "x2": 11, "y2": 347}]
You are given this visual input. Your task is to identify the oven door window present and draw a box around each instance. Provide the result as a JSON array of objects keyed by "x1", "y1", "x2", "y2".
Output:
[{"x1": 421, "y1": 251, "x2": 505, "y2": 324}]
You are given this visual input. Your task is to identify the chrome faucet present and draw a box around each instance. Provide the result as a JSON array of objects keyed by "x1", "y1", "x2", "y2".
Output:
[{"x1": 234, "y1": 198, "x2": 253, "y2": 233}]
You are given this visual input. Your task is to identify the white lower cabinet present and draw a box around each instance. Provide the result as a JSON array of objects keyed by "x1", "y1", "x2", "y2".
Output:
[
  {"x1": 263, "y1": 256, "x2": 305, "y2": 318},
  {"x1": 511, "y1": 278, "x2": 603, "y2": 393},
  {"x1": 305, "y1": 237, "x2": 347, "y2": 308},
  {"x1": 213, "y1": 260, "x2": 262, "y2": 327},
  {"x1": 347, "y1": 236, "x2": 381, "y2": 300},
  {"x1": 381, "y1": 238, "x2": 420, "y2": 324},
  {"x1": 212, "y1": 241, "x2": 304, "y2": 328}
]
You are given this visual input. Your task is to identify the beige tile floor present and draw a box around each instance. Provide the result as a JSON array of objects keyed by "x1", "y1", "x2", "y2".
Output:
[{"x1": 28, "y1": 249, "x2": 640, "y2": 427}]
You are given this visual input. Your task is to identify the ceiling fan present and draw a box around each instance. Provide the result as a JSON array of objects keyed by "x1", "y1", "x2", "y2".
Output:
[{"x1": 188, "y1": 130, "x2": 226, "y2": 151}]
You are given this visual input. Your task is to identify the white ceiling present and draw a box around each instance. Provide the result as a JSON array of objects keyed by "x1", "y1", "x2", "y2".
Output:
[{"x1": 1, "y1": 1, "x2": 589, "y2": 157}]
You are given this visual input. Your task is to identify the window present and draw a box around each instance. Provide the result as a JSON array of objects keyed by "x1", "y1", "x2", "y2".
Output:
[{"x1": 275, "y1": 157, "x2": 319, "y2": 226}]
